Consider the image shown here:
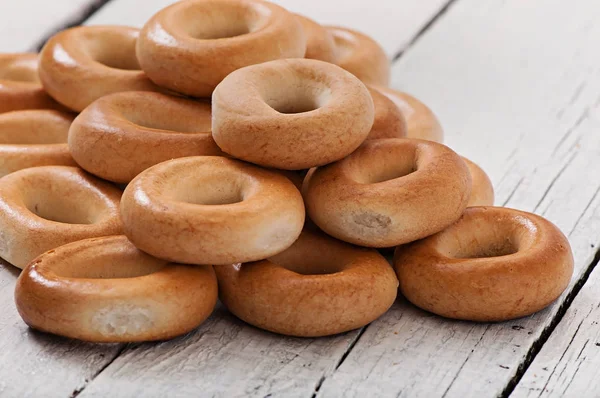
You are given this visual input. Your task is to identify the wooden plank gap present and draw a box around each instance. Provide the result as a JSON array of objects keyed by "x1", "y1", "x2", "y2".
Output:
[
  {"x1": 500, "y1": 244, "x2": 600, "y2": 398},
  {"x1": 502, "y1": 176, "x2": 525, "y2": 207},
  {"x1": 391, "y1": 0, "x2": 460, "y2": 62},
  {"x1": 537, "y1": 316, "x2": 588, "y2": 398},
  {"x1": 311, "y1": 325, "x2": 369, "y2": 397},
  {"x1": 70, "y1": 343, "x2": 129, "y2": 398},
  {"x1": 311, "y1": 375, "x2": 326, "y2": 398},
  {"x1": 551, "y1": 109, "x2": 590, "y2": 156},
  {"x1": 334, "y1": 326, "x2": 369, "y2": 371},
  {"x1": 568, "y1": 185, "x2": 600, "y2": 237},
  {"x1": 441, "y1": 324, "x2": 491, "y2": 398},
  {"x1": 33, "y1": 0, "x2": 116, "y2": 51},
  {"x1": 533, "y1": 150, "x2": 579, "y2": 213}
]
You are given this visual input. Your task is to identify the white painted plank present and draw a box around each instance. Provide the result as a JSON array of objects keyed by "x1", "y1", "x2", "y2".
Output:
[
  {"x1": 85, "y1": 0, "x2": 449, "y2": 56},
  {"x1": 0, "y1": 0, "x2": 101, "y2": 51},
  {"x1": 79, "y1": 303, "x2": 358, "y2": 398},
  {"x1": 513, "y1": 263, "x2": 600, "y2": 397},
  {"x1": 5, "y1": 0, "x2": 598, "y2": 396},
  {"x1": 0, "y1": 260, "x2": 123, "y2": 397},
  {"x1": 317, "y1": 0, "x2": 600, "y2": 396},
  {"x1": 512, "y1": 91, "x2": 600, "y2": 395}
]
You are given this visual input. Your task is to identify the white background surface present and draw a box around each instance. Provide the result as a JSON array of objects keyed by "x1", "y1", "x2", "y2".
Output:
[{"x1": 1, "y1": 0, "x2": 600, "y2": 396}]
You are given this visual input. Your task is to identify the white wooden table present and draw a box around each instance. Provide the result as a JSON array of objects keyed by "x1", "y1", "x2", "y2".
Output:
[{"x1": 2, "y1": 0, "x2": 600, "y2": 396}]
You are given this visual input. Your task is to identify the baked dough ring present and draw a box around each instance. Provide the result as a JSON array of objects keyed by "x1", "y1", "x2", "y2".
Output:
[
  {"x1": 0, "y1": 110, "x2": 76, "y2": 177},
  {"x1": 137, "y1": 0, "x2": 306, "y2": 97},
  {"x1": 121, "y1": 156, "x2": 305, "y2": 264},
  {"x1": 39, "y1": 26, "x2": 159, "y2": 112},
  {"x1": 303, "y1": 138, "x2": 471, "y2": 247},
  {"x1": 463, "y1": 157, "x2": 494, "y2": 206},
  {"x1": 0, "y1": 53, "x2": 65, "y2": 113},
  {"x1": 394, "y1": 206, "x2": 574, "y2": 321},
  {"x1": 368, "y1": 86, "x2": 406, "y2": 139},
  {"x1": 328, "y1": 26, "x2": 390, "y2": 86},
  {"x1": 69, "y1": 91, "x2": 223, "y2": 183},
  {"x1": 215, "y1": 229, "x2": 398, "y2": 337},
  {"x1": 212, "y1": 58, "x2": 374, "y2": 170},
  {"x1": 0, "y1": 166, "x2": 122, "y2": 268},
  {"x1": 372, "y1": 86, "x2": 443, "y2": 142},
  {"x1": 15, "y1": 235, "x2": 217, "y2": 342},
  {"x1": 295, "y1": 14, "x2": 335, "y2": 62}
]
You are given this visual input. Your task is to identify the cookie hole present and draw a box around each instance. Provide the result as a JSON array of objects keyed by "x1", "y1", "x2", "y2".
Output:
[
  {"x1": 85, "y1": 29, "x2": 142, "y2": 71},
  {"x1": 185, "y1": 190, "x2": 244, "y2": 205},
  {"x1": 0, "y1": 111, "x2": 71, "y2": 145},
  {"x1": 352, "y1": 142, "x2": 417, "y2": 184},
  {"x1": 435, "y1": 212, "x2": 536, "y2": 260},
  {"x1": 267, "y1": 95, "x2": 321, "y2": 114},
  {"x1": 65, "y1": 258, "x2": 166, "y2": 279},
  {"x1": 171, "y1": 177, "x2": 245, "y2": 206},
  {"x1": 119, "y1": 97, "x2": 211, "y2": 134},
  {"x1": 93, "y1": 51, "x2": 141, "y2": 71},
  {"x1": 21, "y1": 171, "x2": 114, "y2": 225},
  {"x1": 51, "y1": 241, "x2": 167, "y2": 279},
  {"x1": 190, "y1": 24, "x2": 250, "y2": 39},
  {"x1": 263, "y1": 86, "x2": 330, "y2": 115},
  {"x1": 268, "y1": 231, "x2": 346, "y2": 275},
  {"x1": 364, "y1": 163, "x2": 415, "y2": 184},
  {"x1": 27, "y1": 200, "x2": 95, "y2": 225},
  {"x1": 270, "y1": 258, "x2": 342, "y2": 275},
  {"x1": 177, "y1": 1, "x2": 269, "y2": 40},
  {"x1": 453, "y1": 240, "x2": 518, "y2": 259}
]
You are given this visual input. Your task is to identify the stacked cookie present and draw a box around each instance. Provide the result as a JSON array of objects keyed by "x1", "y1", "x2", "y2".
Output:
[{"x1": 0, "y1": 0, "x2": 573, "y2": 343}]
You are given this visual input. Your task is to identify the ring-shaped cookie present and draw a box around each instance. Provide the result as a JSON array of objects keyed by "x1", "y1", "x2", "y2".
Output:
[
  {"x1": 120, "y1": 156, "x2": 305, "y2": 264},
  {"x1": 69, "y1": 91, "x2": 223, "y2": 183},
  {"x1": 39, "y1": 25, "x2": 159, "y2": 112},
  {"x1": 212, "y1": 58, "x2": 374, "y2": 170},
  {"x1": 328, "y1": 26, "x2": 390, "y2": 86},
  {"x1": 0, "y1": 166, "x2": 122, "y2": 268},
  {"x1": 215, "y1": 229, "x2": 398, "y2": 337},
  {"x1": 0, "y1": 110, "x2": 76, "y2": 177},
  {"x1": 137, "y1": 0, "x2": 306, "y2": 97},
  {"x1": 303, "y1": 138, "x2": 471, "y2": 247},
  {"x1": 0, "y1": 53, "x2": 65, "y2": 113},
  {"x1": 367, "y1": 86, "x2": 406, "y2": 139},
  {"x1": 394, "y1": 206, "x2": 574, "y2": 321},
  {"x1": 295, "y1": 14, "x2": 335, "y2": 62},
  {"x1": 371, "y1": 86, "x2": 444, "y2": 143},
  {"x1": 15, "y1": 235, "x2": 218, "y2": 342},
  {"x1": 463, "y1": 157, "x2": 494, "y2": 206}
]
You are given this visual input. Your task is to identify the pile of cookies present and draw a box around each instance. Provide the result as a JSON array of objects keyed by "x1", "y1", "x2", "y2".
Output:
[{"x1": 0, "y1": 0, "x2": 574, "y2": 343}]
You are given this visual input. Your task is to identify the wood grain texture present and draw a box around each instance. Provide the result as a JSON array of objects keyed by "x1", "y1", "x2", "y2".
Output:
[
  {"x1": 84, "y1": 0, "x2": 450, "y2": 55},
  {"x1": 513, "y1": 264, "x2": 600, "y2": 397},
  {"x1": 317, "y1": 0, "x2": 600, "y2": 396},
  {"x1": 511, "y1": 80, "x2": 600, "y2": 395},
  {"x1": 2, "y1": 0, "x2": 599, "y2": 396},
  {"x1": 0, "y1": 0, "x2": 102, "y2": 51},
  {"x1": 0, "y1": 261, "x2": 123, "y2": 397},
  {"x1": 79, "y1": 304, "x2": 359, "y2": 398}
]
